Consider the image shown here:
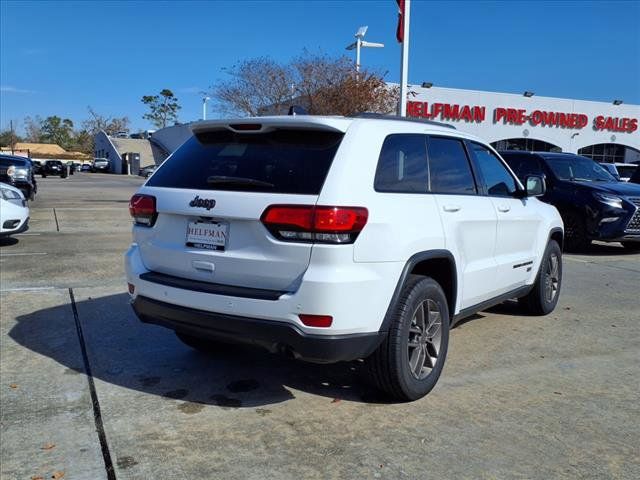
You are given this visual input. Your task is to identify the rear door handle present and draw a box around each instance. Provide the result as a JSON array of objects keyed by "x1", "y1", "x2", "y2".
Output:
[
  {"x1": 497, "y1": 205, "x2": 511, "y2": 213},
  {"x1": 443, "y1": 205, "x2": 461, "y2": 212}
]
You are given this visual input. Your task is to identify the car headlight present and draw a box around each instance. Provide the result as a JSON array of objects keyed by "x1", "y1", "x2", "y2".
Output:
[
  {"x1": 593, "y1": 192, "x2": 623, "y2": 209},
  {"x1": 13, "y1": 167, "x2": 29, "y2": 179},
  {"x1": 1, "y1": 187, "x2": 25, "y2": 206}
]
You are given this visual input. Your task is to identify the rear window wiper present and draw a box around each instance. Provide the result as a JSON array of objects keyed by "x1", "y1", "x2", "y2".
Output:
[{"x1": 206, "y1": 176, "x2": 275, "y2": 188}]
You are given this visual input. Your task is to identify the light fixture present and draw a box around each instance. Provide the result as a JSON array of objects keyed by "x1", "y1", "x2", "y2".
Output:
[
  {"x1": 613, "y1": 99, "x2": 623, "y2": 105},
  {"x1": 421, "y1": 82, "x2": 433, "y2": 88},
  {"x1": 523, "y1": 91, "x2": 534, "y2": 97},
  {"x1": 345, "y1": 26, "x2": 384, "y2": 73}
]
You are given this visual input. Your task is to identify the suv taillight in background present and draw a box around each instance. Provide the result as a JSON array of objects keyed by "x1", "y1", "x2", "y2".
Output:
[
  {"x1": 261, "y1": 205, "x2": 368, "y2": 244},
  {"x1": 129, "y1": 194, "x2": 157, "y2": 226}
]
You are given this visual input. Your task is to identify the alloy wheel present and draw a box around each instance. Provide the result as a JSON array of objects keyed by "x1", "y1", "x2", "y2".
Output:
[{"x1": 407, "y1": 299, "x2": 442, "y2": 379}]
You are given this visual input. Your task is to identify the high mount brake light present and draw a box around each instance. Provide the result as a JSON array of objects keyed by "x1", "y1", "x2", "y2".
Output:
[
  {"x1": 229, "y1": 123, "x2": 262, "y2": 131},
  {"x1": 129, "y1": 194, "x2": 157, "y2": 227},
  {"x1": 261, "y1": 205, "x2": 368, "y2": 244}
]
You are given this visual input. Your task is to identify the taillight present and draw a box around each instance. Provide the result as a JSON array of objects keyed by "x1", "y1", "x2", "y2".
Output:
[
  {"x1": 261, "y1": 205, "x2": 368, "y2": 244},
  {"x1": 129, "y1": 194, "x2": 157, "y2": 227}
]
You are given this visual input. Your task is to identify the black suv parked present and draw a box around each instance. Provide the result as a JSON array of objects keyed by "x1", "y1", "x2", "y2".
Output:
[
  {"x1": 42, "y1": 160, "x2": 67, "y2": 178},
  {"x1": 0, "y1": 154, "x2": 38, "y2": 200},
  {"x1": 501, "y1": 151, "x2": 640, "y2": 251}
]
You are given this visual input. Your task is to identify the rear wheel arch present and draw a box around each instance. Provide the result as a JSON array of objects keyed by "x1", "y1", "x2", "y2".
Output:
[{"x1": 381, "y1": 250, "x2": 457, "y2": 332}]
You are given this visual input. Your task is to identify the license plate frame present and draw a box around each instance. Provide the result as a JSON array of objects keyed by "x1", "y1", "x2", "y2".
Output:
[{"x1": 185, "y1": 220, "x2": 229, "y2": 251}]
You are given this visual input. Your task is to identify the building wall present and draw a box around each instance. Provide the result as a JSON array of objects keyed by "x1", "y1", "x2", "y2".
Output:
[
  {"x1": 93, "y1": 131, "x2": 121, "y2": 173},
  {"x1": 150, "y1": 124, "x2": 192, "y2": 155},
  {"x1": 405, "y1": 86, "x2": 639, "y2": 159}
]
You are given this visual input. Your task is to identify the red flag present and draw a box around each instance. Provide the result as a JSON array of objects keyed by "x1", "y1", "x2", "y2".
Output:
[{"x1": 396, "y1": 0, "x2": 405, "y2": 43}]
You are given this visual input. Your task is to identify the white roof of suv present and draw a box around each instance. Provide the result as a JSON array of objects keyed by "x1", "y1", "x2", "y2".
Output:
[{"x1": 190, "y1": 114, "x2": 480, "y2": 140}]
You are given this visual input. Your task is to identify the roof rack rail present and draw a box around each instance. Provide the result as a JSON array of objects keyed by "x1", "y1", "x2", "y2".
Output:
[{"x1": 349, "y1": 112, "x2": 456, "y2": 129}]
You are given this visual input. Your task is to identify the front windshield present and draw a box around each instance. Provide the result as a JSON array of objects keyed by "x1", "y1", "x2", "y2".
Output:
[
  {"x1": 0, "y1": 157, "x2": 28, "y2": 167},
  {"x1": 545, "y1": 156, "x2": 615, "y2": 182}
]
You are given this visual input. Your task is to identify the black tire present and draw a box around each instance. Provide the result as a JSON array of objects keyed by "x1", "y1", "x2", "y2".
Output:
[
  {"x1": 41, "y1": 174, "x2": 47, "y2": 178},
  {"x1": 621, "y1": 242, "x2": 640, "y2": 252},
  {"x1": 563, "y1": 210, "x2": 590, "y2": 252},
  {"x1": 519, "y1": 240, "x2": 562, "y2": 315},
  {"x1": 365, "y1": 275, "x2": 450, "y2": 401}
]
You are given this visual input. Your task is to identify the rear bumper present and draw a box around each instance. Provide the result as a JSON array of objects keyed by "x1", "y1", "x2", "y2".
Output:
[
  {"x1": 132, "y1": 295, "x2": 384, "y2": 363},
  {"x1": 125, "y1": 243, "x2": 402, "y2": 336}
]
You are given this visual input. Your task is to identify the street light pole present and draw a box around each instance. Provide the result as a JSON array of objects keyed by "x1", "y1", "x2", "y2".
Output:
[{"x1": 202, "y1": 96, "x2": 210, "y2": 120}]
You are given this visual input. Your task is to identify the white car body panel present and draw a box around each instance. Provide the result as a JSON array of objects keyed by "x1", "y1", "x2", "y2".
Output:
[
  {"x1": 0, "y1": 183, "x2": 29, "y2": 236},
  {"x1": 126, "y1": 115, "x2": 563, "y2": 337}
]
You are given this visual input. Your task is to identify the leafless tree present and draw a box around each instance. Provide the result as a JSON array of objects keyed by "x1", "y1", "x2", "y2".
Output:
[
  {"x1": 83, "y1": 106, "x2": 130, "y2": 136},
  {"x1": 212, "y1": 57, "x2": 296, "y2": 117},
  {"x1": 210, "y1": 51, "x2": 397, "y2": 117},
  {"x1": 23, "y1": 116, "x2": 44, "y2": 142}
]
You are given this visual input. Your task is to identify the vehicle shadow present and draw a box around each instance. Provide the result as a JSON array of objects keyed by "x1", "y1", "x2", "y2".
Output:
[
  {"x1": 10, "y1": 292, "x2": 390, "y2": 408},
  {"x1": 568, "y1": 242, "x2": 639, "y2": 257},
  {"x1": 0, "y1": 237, "x2": 19, "y2": 247}
]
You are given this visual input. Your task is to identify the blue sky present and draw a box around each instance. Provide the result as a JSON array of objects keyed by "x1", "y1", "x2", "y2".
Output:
[{"x1": 1, "y1": 0, "x2": 639, "y2": 133}]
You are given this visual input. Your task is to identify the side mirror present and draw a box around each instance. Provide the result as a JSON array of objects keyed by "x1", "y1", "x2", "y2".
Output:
[{"x1": 525, "y1": 175, "x2": 545, "y2": 197}]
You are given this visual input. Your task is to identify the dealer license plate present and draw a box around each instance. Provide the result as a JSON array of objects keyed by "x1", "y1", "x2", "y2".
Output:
[{"x1": 186, "y1": 220, "x2": 228, "y2": 251}]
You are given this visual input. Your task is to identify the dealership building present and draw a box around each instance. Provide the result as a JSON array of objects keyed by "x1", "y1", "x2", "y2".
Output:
[
  {"x1": 404, "y1": 85, "x2": 639, "y2": 164},
  {"x1": 139, "y1": 85, "x2": 640, "y2": 169}
]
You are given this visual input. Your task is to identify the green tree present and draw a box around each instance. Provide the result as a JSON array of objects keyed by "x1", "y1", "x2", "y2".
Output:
[
  {"x1": 72, "y1": 129, "x2": 94, "y2": 154},
  {"x1": 141, "y1": 89, "x2": 181, "y2": 129},
  {"x1": 40, "y1": 116, "x2": 75, "y2": 149},
  {"x1": 0, "y1": 129, "x2": 22, "y2": 148}
]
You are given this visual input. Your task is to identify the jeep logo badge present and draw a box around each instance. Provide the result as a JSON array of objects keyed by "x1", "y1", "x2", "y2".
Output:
[{"x1": 189, "y1": 195, "x2": 216, "y2": 210}]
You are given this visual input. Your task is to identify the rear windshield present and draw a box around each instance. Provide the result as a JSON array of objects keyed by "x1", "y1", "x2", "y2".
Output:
[
  {"x1": 146, "y1": 128, "x2": 344, "y2": 194},
  {"x1": 0, "y1": 157, "x2": 28, "y2": 167}
]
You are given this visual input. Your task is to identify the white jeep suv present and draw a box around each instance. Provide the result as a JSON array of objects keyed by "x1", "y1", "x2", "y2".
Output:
[{"x1": 125, "y1": 114, "x2": 564, "y2": 401}]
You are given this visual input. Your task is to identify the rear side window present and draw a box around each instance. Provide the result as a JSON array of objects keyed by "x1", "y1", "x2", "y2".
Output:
[
  {"x1": 374, "y1": 134, "x2": 428, "y2": 193},
  {"x1": 426, "y1": 137, "x2": 477, "y2": 194},
  {"x1": 469, "y1": 143, "x2": 517, "y2": 197},
  {"x1": 147, "y1": 129, "x2": 344, "y2": 194}
]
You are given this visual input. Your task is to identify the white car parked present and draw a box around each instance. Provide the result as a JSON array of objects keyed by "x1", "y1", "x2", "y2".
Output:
[
  {"x1": 125, "y1": 114, "x2": 564, "y2": 400},
  {"x1": 1, "y1": 182, "x2": 29, "y2": 237}
]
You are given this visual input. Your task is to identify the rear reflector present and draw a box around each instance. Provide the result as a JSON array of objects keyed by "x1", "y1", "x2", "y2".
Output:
[
  {"x1": 261, "y1": 205, "x2": 368, "y2": 244},
  {"x1": 299, "y1": 314, "x2": 333, "y2": 328},
  {"x1": 129, "y1": 194, "x2": 157, "y2": 227}
]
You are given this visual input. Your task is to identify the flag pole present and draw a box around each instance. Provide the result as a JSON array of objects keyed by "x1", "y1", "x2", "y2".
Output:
[{"x1": 398, "y1": 0, "x2": 410, "y2": 116}]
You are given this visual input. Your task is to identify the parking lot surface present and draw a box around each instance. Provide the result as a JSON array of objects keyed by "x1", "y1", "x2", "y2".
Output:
[{"x1": 1, "y1": 173, "x2": 639, "y2": 479}]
